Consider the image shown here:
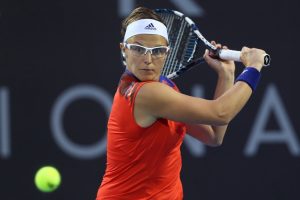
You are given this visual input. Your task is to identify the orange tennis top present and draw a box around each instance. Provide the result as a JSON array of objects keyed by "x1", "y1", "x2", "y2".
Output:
[{"x1": 97, "y1": 72, "x2": 186, "y2": 200}]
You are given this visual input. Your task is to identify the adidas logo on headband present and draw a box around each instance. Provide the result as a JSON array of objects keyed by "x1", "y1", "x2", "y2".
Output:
[
  {"x1": 145, "y1": 23, "x2": 156, "y2": 30},
  {"x1": 123, "y1": 19, "x2": 169, "y2": 42}
]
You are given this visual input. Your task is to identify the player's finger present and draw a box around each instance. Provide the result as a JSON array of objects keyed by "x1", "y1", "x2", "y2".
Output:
[
  {"x1": 204, "y1": 49, "x2": 219, "y2": 66},
  {"x1": 215, "y1": 43, "x2": 222, "y2": 49},
  {"x1": 204, "y1": 49, "x2": 214, "y2": 62},
  {"x1": 203, "y1": 49, "x2": 209, "y2": 58},
  {"x1": 211, "y1": 41, "x2": 223, "y2": 49},
  {"x1": 241, "y1": 46, "x2": 250, "y2": 52}
]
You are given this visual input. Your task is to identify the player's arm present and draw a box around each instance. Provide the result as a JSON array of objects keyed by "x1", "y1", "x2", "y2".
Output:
[
  {"x1": 185, "y1": 44, "x2": 235, "y2": 146},
  {"x1": 186, "y1": 124, "x2": 220, "y2": 146},
  {"x1": 136, "y1": 47, "x2": 265, "y2": 145},
  {"x1": 135, "y1": 80, "x2": 252, "y2": 126},
  {"x1": 136, "y1": 47, "x2": 265, "y2": 127}
]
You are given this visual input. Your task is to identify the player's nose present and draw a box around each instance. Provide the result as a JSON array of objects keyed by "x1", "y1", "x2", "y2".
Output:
[{"x1": 143, "y1": 51, "x2": 152, "y2": 64}]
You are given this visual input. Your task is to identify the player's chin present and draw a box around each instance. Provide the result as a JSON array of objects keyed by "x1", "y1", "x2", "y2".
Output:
[
  {"x1": 139, "y1": 75, "x2": 159, "y2": 82},
  {"x1": 139, "y1": 76, "x2": 155, "y2": 82},
  {"x1": 138, "y1": 70, "x2": 158, "y2": 81}
]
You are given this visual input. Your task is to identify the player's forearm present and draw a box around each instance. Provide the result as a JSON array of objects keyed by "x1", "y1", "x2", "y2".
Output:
[
  {"x1": 214, "y1": 81, "x2": 252, "y2": 124},
  {"x1": 186, "y1": 123, "x2": 222, "y2": 146},
  {"x1": 186, "y1": 69, "x2": 257, "y2": 146},
  {"x1": 213, "y1": 70, "x2": 234, "y2": 99},
  {"x1": 210, "y1": 70, "x2": 234, "y2": 143}
]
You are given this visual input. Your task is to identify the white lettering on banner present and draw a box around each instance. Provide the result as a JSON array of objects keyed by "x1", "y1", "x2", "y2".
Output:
[
  {"x1": 0, "y1": 87, "x2": 10, "y2": 159},
  {"x1": 118, "y1": 0, "x2": 205, "y2": 17},
  {"x1": 184, "y1": 84, "x2": 206, "y2": 157},
  {"x1": 51, "y1": 85, "x2": 112, "y2": 159},
  {"x1": 1, "y1": 84, "x2": 299, "y2": 159},
  {"x1": 244, "y1": 84, "x2": 300, "y2": 156}
]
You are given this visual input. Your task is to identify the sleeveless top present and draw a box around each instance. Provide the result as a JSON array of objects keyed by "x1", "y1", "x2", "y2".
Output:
[{"x1": 97, "y1": 71, "x2": 186, "y2": 200}]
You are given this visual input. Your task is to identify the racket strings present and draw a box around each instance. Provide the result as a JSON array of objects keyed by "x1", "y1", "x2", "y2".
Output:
[
  {"x1": 160, "y1": 13, "x2": 183, "y2": 76},
  {"x1": 167, "y1": 25, "x2": 197, "y2": 76},
  {"x1": 183, "y1": 34, "x2": 198, "y2": 63},
  {"x1": 155, "y1": 9, "x2": 205, "y2": 78},
  {"x1": 166, "y1": 18, "x2": 188, "y2": 76},
  {"x1": 192, "y1": 39, "x2": 205, "y2": 61},
  {"x1": 159, "y1": 13, "x2": 195, "y2": 76},
  {"x1": 160, "y1": 14, "x2": 175, "y2": 76}
]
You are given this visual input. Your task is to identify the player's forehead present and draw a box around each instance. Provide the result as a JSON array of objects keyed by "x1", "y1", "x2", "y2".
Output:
[{"x1": 127, "y1": 34, "x2": 168, "y2": 47}]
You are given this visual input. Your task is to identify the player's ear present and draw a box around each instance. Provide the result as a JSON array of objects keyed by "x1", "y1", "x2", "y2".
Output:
[{"x1": 120, "y1": 43, "x2": 126, "y2": 58}]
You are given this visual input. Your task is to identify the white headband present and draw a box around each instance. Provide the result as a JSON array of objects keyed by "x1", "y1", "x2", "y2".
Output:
[{"x1": 123, "y1": 19, "x2": 169, "y2": 43}]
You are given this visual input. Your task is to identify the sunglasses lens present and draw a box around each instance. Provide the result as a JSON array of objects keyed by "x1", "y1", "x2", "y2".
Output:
[
  {"x1": 152, "y1": 47, "x2": 168, "y2": 58},
  {"x1": 129, "y1": 45, "x2": 146, "y2": 56},
  {"x1": 126, "y1": 44, "x2": 168, "y2": 58}
]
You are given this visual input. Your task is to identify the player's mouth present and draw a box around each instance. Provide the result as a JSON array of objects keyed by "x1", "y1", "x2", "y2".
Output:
[{"x1": 140, "y1": 69, "x2": 155, "y2": 72}]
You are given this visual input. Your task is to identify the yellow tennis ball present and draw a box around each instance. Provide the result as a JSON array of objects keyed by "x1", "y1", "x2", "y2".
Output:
[{"x1": 34, "y1": 166, "x2": 61, "y2": 192}]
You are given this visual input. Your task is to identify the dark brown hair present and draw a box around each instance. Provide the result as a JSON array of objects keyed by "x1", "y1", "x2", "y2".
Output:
[{"x1": 121, "y1": 7, "x2": 165, "y2": 37}]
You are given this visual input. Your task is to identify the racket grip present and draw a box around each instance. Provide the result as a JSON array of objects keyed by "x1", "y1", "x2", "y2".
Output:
[{"x1": 218, "y1": 49, "x2": 271, "y2": 67}]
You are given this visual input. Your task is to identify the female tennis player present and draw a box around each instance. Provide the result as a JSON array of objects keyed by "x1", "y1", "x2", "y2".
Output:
[{"x1": 96, "y1": 7, "x2": 267, "y2": 200}]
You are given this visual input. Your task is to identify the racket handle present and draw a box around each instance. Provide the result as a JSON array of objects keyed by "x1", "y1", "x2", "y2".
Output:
[{"x1": 217, "y1": 49, "x2": 271, "y2": 67}]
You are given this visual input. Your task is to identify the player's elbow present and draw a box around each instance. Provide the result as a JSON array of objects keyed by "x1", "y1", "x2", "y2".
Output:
[
  {"x1": 214, "y1": 111, "x2": 231, "y2": 126},
  {"x1": 216, "y1": 115, "x2": 230, "y2": 126},
  {"x1": 214, "y1": 101, "x2": 233, "y2": 125},
  {"x1": 208, "y1": 136, "x2": 224, "y2": 147}
]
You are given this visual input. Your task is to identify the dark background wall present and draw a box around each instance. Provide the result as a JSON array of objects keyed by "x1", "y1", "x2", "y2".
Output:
[{"x1": 1, "y1": 0, "x2": 299, "y2": 199}]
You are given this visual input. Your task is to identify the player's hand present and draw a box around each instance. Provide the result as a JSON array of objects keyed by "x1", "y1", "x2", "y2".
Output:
[
  {"x1": 204, "y1": 41, "x2": 235, "y2": 77},
  {"x1": 240, "y1": 47, "x2": 266, "y2": 71}
]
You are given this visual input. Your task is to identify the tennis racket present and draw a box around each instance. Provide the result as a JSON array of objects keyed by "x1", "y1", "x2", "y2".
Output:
[{"x1": 153, "y1": 8, "x2": 271, "y2": 79}]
